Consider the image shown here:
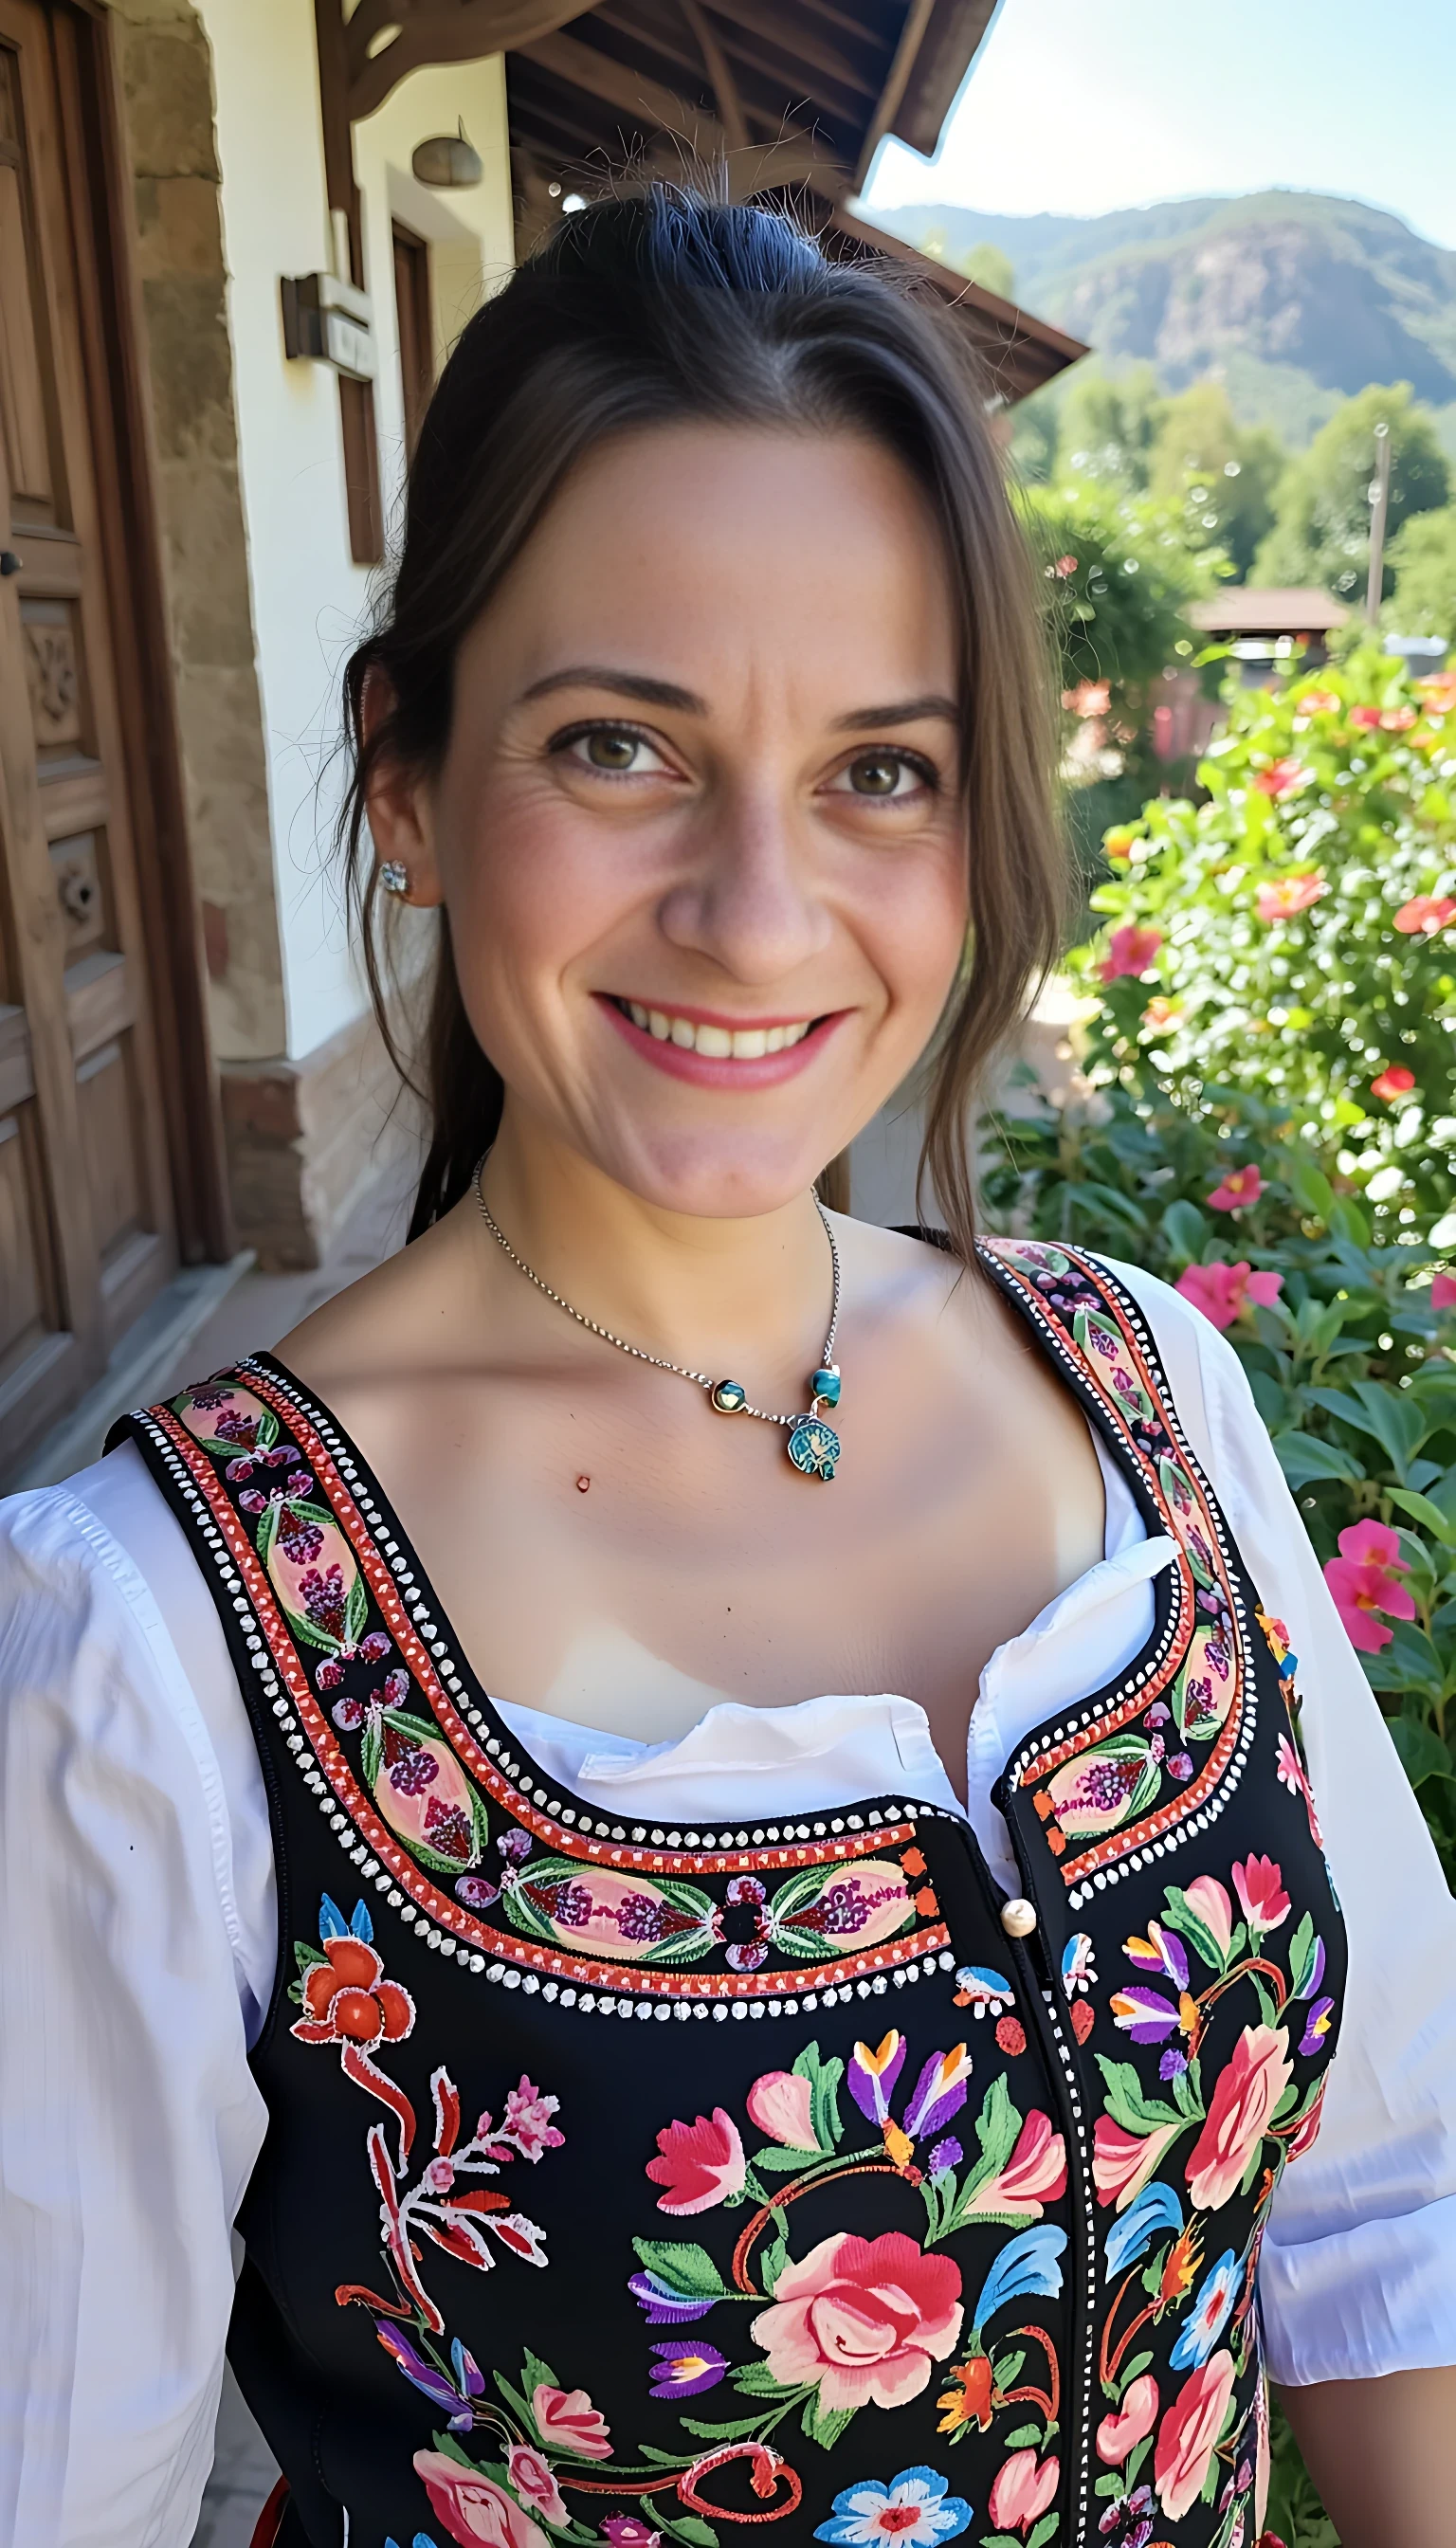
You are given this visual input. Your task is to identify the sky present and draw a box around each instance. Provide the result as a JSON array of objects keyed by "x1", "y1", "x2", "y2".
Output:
[{"x1": 863, "y1": 0, "x2": 1456, "y2": 250}]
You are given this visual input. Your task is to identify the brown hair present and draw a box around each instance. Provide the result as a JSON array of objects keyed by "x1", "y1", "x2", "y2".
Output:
[{"x1": 339, "y1": 186, "x2": 1064, "y2": 1255}]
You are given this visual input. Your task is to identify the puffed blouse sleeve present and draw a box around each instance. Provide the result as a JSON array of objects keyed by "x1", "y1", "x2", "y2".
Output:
[
  {"x1": 1101, "y1": 1254, "x2": 1456, "y2": 2386},
  {"x1": 0, "y1": 1462, "x2": 269, "y2": 2548}
]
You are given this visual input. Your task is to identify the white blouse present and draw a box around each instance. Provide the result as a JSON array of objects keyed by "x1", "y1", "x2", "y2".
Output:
[{"x1": 2, "y1": 1256, "x2": 1455, "y2": 2546}]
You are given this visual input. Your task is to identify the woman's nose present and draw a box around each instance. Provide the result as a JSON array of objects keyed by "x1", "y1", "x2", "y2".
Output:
[{"x1": 656, "y1": 792, "x2": 834, "y2": 985}]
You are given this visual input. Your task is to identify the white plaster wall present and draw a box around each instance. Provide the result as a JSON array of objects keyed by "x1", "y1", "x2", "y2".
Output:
[{"x1": 196, "y1": 0, "x2": 514, "y2": 1061}]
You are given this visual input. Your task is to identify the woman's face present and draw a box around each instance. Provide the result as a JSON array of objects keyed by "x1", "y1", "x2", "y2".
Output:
[{"x1": 389, "y1": 422, "x2": 968, "y2": 1218}]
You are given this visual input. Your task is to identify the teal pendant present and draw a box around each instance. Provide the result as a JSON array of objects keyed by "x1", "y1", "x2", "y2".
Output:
[
  {"x1": 710, "y1": 1379, "x2": 747, "y2": 1413},
  {"x1": 788, "y1": 1414, "x2": 840, "y2": 1481},
  {"x1": 810, "y1": 1366, "x2": 841, "y2": 1407}
]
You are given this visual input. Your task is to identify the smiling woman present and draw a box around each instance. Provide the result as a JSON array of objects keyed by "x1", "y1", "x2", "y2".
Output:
[{"x1": 3, "y1": 186, "x2": 1455, "y2": 2548}]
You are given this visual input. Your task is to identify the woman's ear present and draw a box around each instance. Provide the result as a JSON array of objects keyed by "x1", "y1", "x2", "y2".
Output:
[{"x1": 362, "y1": 666, "x2": 445, "y2": 907}]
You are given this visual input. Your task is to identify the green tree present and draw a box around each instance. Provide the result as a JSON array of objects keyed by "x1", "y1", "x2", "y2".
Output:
[
  {"x1": 1385, "y1": 501, "x2": 1456, "y2": 639},
  {"x1": 1146, "y1": 381, "x2": 1285, "y2": 581},
  {"x1": 1058, "y1": 362, "x2": 1166, "y2": 492},
  {"x1": 952, "y1": 239, "x2": 1015, "y2": 299},
  {"x1": 1253, "y1": 383, "x2": 1450, "y2": 604},
  {"x1": 1021, "y1": 479, "x2": 1220, "y2": 722}
]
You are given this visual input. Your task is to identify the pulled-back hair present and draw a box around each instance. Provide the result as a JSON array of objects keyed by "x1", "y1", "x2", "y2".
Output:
[{"x1": 339, "y1": 185, "x2": 1065, "y2": 1256}]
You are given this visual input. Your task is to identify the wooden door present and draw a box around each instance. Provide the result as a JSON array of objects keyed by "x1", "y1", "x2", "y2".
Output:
[
  {"x1": 392, "y1": 218, "x2": 433, "y2": 457},
  {"x1": 0, "y1": 0, "x2": 176, "y2": 1470}
]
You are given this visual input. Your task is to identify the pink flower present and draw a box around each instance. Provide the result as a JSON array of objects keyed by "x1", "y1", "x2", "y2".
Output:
[
  {"x1": 1207, "y1": 1165, "x2": 1263, "y2": 1211},
  {"x1": 750, "y1": 2229, "x2": 963, "y2": 2412},
  {"x1": 1382, "y1": 705, "x2": 1417, "y2": 731},
  {"x1": 413, "y1": 2451, "x2": 550, "y2": 2548},
  {"x1": 646, "y1": 2108, "x2": 746, "y2": 2214},
  {"x1": 1184, "y1": 1875, "x2": 1234, "y2": 1959},
  {"x1": 532, "y1": 2384, "x2": 612, "y2": 2460},
  {"x1": 1174, "y1": 1261, "x2": 1283, "y2": 1332},
  {"x1": 1097, "y1": 2373, "x2": 1160, "y2": 2465},
  {"x1": 1232, "y1": 1855, "x2": 1291, "y2": 1937},
  {"x1": 1154, "y1": 2353, "x2": 1237, "y2": 2522},
  {"x1": 500, "y1": 2078, "x2": 565, "y2": 2162},
  {"x1": 1093, "y1": 2113, "x2": 1181, "y2": 2210},
  {"x1": 1370, "y1": 1065, "x2": 1415, "y2": 1101},
  {"x1": 1350, "y1": 704, "x2": 1383, "y2": 730},
  {"x1": 1432, "y1": 1273, "x2": 1456, "y2": 1312},
  {"x1": 1323, "y1": 1518, "x2": 1414, "y2": 1655},
  {"x1": 1100, "y1": 923, "x2": 1163, "y2": 982},
  {"x1": 505, "y1": 2447, "x2": 565, "y2": 2528},
  {"x1": 988, "y1": 2449, "x2": 1061, "y2": 2535},
  {"x1": 1186, "y1": 2025, "x2": 1293, "y2": 2211},
  {"x1": 1296, "y1": 688, "x2": 1340, "y2": 716},
  {"x1": 1251, "y1": 756, "x2": 1309, "y2": 798},
  {"x1": 1255, "y1": 871, "x2": 1325, "y2": 921},
  {"x1": 959, "y1": 2108, "x2": 1066, "y2": 2222},
  {"x1": 746, "y1": 2070, "x2": 819, "y2": 2152},
  {"x1": 1393, "y1": 895, "x2": 1456, "y2": 934},
  {"x1": 601, "y1": 2523, "x2": 660, "y2": 2548}
]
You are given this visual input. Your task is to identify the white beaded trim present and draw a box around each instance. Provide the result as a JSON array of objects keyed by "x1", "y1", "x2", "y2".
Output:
[{"x1": 987, "y1": 1261, "x2": 1262, "y2": 1905}]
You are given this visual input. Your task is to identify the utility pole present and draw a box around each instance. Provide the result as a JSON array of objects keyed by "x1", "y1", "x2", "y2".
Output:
[{"x1": 1366, "y1": 420, "x2": 1392, "y2": 622}]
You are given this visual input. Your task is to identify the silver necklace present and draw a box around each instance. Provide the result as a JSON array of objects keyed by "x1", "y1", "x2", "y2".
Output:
[{"x1": 472, "y1": 1158, "x2": 844, "y2": 1481}]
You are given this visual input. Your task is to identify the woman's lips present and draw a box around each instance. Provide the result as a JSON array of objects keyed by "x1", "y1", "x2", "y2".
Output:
[{"x1": 597, "y1": 994, "x2": 845, "y2": 1088}]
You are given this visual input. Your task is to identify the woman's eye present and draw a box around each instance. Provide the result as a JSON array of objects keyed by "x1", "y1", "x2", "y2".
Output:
[
  {"x1": 832, "y1": 750, "x2": 934, "y2": 801},
  {"x1": 556, "y1": 724, "x2": 671, "y2": 776}
]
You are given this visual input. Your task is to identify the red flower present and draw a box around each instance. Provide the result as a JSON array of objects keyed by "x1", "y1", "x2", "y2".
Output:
[
  {"x1": 753, "y1": 2230, "x2": 963, "y2": 2412},
  {"x1": 1231, "y1": 1854, "x2": 1291, "y2": 1937},
  {"x1": 1174, "y1": 1261, "x2": 1283, "y2": 1333},
  {"x1": 1350, "y1": 704, "x2": 1383, "y2": 729},
  {"x1": 1255, "y1": 872, "x2": 1326, "y2": 922},
  {"x1": 1370, "y1": 1065, "x2": 1415, "y2": 1101},
  {"x1": 1431, "y1": 1273, "x2": 1456, "y2": 1312},
  {"x1": 1100, "y1": 923, "x2": 1163, "y2": 982},
  {"x1": 1393, "y1": 895, "x2": 1456, "y2": 935},
  {"x1": 1155, "y1": 2352, "x2": 1237, "y2": 2522},
  {"x1": 1252, "y1": 756, "x2": 1309, "y2": 798},
  {"x1": 532, "y1": 2381, "x2": 612, "y2": 2459},
  {"x1": 292, "y1": 1935, "x2": 414, "y2": 2050},
  {"x1": 1187, "y1": 2025, "x2": 1293, "y2": 2212},
  {"x1": 1381, "y1": 705, "x2": 1417, "y2": 730},
  {"x1": 1324, "y1": 1519, "x2": 1415, "y2": 1655},
  {"x1": 1054, "y1": 554, "x2": 1079, "y2": 576},
  {"x1": 1207, "y1": 1164, "x2": 1263, "y2": 1211},
  {"x1": 646, "y1": 2107, "x2": 746, "y2": 2213}
]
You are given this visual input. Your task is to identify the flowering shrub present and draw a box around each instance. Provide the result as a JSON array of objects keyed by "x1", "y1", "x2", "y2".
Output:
[{"x1": 1063, "y1": 651, "x2": 1456, "y2": 1232}]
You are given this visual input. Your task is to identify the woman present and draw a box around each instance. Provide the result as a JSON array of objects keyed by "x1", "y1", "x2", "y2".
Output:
[{"x1": 2, "y1": 191, "x2": 1452, "y2": 2548}]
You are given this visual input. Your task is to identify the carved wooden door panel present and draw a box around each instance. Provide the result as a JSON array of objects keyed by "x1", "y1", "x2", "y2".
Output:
[{"x1": 0, "y1": 0, "x2": 175, "y2": 1469}]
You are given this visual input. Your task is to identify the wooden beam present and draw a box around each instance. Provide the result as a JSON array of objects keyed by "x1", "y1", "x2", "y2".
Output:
[
  {"x1": 854, "y1": 0, "x2": 936, "y2": 187},
  {"x1": 347, "y1": 0, "x2": 583, "y2": 122},
  {"x1": 689, "y1": 0, "x2": 879, "y2": 103},
  {"x1": 516, "y1": 27, "x2": 842, "y2": 194},
  {"x1": 679, "y1": 0, "x2": 747, "y2": 153}
]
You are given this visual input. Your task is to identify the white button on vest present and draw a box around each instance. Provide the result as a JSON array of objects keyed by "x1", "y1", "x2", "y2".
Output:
[{"x1": 1000, "y1": 1897, "x2": 1038, "y2": 1938}]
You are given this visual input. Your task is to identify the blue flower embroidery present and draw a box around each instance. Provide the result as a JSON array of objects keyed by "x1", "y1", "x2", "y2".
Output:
[
  {"x1": 814, "y1": 2465, "x2": 974, "y2": 2545},
  {"x1": 1170, "y1": 2248, "x2": 1244, "y2": 2368}
]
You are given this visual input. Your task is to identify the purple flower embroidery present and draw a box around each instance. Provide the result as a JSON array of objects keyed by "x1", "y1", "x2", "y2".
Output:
[
  {"x1": 389, "y1": 1749, "x2": 439, "y2": 1796},
  {"x1": 628, "y1": 2269, "x2": 719, "y2": 2323},
  {"x1": 455, "y1": 1874, "x2": 501, "y2": 1911},
  {"x1": 299, "y1": 1564, "x2": 347, "y2": 1641},
  {"x1": 498, "y1": 1828, "x2": 533, "y2": 1866},
  {"x1": 647, "y1": 2341, "x2": 729, "y2": 2399}
]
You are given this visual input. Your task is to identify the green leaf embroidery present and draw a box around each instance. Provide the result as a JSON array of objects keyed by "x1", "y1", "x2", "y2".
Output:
[
  {"x1": 1095, "y1": 2055, "x2": 1181, "y2": 2136},
  {"x1": 792, "y1": 2042, "x2": 846, "y2": 2150},
  {"x1": 801, "y1": 2393, "x2": 856, "y2": 2449},
  {"x1": 630, "y1": 2241, "x2": 727, "y2": 2301},
  {"x1": 1002, "y1": 2423, "x2": 1044, "y2": 2448}
]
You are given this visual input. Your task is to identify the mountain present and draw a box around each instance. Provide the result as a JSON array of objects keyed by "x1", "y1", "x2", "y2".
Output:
[{"x1": 874, "y1": 191, "x2": 1456, "y2": 446}]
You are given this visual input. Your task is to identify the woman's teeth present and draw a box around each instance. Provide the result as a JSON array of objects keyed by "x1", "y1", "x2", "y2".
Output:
[{"x1": 622, "y1": 1002, "x2": 812, "y2": 1058}]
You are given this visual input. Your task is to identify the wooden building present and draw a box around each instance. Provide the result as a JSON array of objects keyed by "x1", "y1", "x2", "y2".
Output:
[{"x1": 0, "y1": 1, "x2": 1084, "y2": 1485}]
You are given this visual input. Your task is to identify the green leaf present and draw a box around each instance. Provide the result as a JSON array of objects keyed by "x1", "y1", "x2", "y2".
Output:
[
  {"x1": 1288, "y1": 1160, "x2": 1336, "y2": 1220},
  {"x1": 1161, "y1": 1199, "x2": 1210, "y2": 1264},
  {"x1": 792, "y1": 2043, "x2": 845, "y2": 2151},
  {"x1": 1271, "y1": 1431, "x2": 1363, "y2": 1489},
  {"x1": 665, "y1": 2521, "x2": 720, "y2": 2548},
  {"x1": 1003, "y1": 2423, "x2": 1045, "y2": 2448},
  {"x1": 731, "y1": 2361, "x2": 798, "y2": 2397},
  {"x1": 992, "y1": 2350, "x2": 1027, "y2": 2390},
  {"x1": 1286, "y1": 1912, "x2": 1315, "y2": 1999},
  {"x1": 752, "y1": 2144, "x2": 816, "y2": 2174},
  {"x1": 1028, "y1": 2516, "x2": 1060, "y2": 2548},
  {"x1": 801, "y1": 2393, "x2": 856, "y2": 2448},
  {"x1": 1161, "y1": 1884, "x2": 1230, "y2": 1974},
  {"x1": 1118, "y1": 2350, "x2": 1155, "y2": 2391},
  {"x1": 979, "y1": 2534, "x2": 1026, "y2": 2548},
  {"x1": 1095, "y1": 2475, "x2": 1124, "y2": 2499},
  {"x1": 1388, "y1": 1487, "x2": 1456, "y2": 1544},
  {"x1": 293, "y1": 1939, "x2": 329, "y2": 1972},
  {"x1": 678, "y1": 2412, "x2": 767, "y2": 2443},
  {"x1": 631, "y1": 2241, "x2": 727, "y2": 2301},
  {"x1": 1389, "y1": 1717, "x2": 1456, "y2": 1789},
  {"x1": 1095, "y1": 2055, "x2": 1181, "y2": 2136}
]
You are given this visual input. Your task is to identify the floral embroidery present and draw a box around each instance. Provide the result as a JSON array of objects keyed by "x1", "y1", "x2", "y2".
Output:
[{"x1": 814, "y1": 2464, "x2": 974, "y2": 2543}]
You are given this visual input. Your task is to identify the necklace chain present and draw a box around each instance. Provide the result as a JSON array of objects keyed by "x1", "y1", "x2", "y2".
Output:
[{"x1": 472, "y1": 1157, "x2": 840, "y2": 1431}]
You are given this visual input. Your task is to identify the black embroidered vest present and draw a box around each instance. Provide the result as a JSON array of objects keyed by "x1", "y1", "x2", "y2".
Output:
[{"x1": 111, "y1": 1243, "x2": 1345, "y2": 2548}]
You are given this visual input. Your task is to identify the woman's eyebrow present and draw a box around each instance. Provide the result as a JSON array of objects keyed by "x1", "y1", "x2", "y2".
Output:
[
  {"x1": 519, "y1": 665, "x2": 706, "y2": 713},
  {"x1": 831, "y1": 694, "x2": 959, "y2": 732}
]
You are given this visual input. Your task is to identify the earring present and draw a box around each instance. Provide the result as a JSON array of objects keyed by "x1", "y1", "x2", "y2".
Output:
[{"x1": 379, "y1": 860, "x2": 409, "y2": 897}]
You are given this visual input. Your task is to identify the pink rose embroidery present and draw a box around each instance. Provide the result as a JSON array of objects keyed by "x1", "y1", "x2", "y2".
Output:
[
  {"x1": 1186, "y1": 2025, "x2": 1293, "y2": 2211},
  {"x1": 750, "y1": 2229, "x2": 963, "y2": 2412},
  {"x1": 1096, "y1": 2372, "x2": 1159, "y2": 2465},
  {"x1": 1093, "y1": 2112, "x2": 1181, "y2": 2210},
  {"x1": 988, "y1": 2448, "x2": 1060, "y2": 2535},
  {"x1": 531, "y1": 2382, "x2": 612, "y2": 2459},
  {"x1": 413, "y1": 2450, "x2": 550, "y2": 2548},
  {"x1": 1153, "y1": 2350, "x2": 1237, "y2": 2522},
  {"x1": 504, "y1": 2446, "x2": 565, "y2": 2527}
]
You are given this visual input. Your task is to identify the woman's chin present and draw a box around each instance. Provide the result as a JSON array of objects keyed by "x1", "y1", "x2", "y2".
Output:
[{"x1": 584, "y1": 1126, "x2": 846, "y2": 1223}]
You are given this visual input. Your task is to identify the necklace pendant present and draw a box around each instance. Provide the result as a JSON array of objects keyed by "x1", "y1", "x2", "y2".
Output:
[
  {"x1": 788, "y1": 1413, "x2": 840, "y2": 1481},
  {"x1": 710, "y1": 1379, "x2": 747, "y2": 1414}
]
